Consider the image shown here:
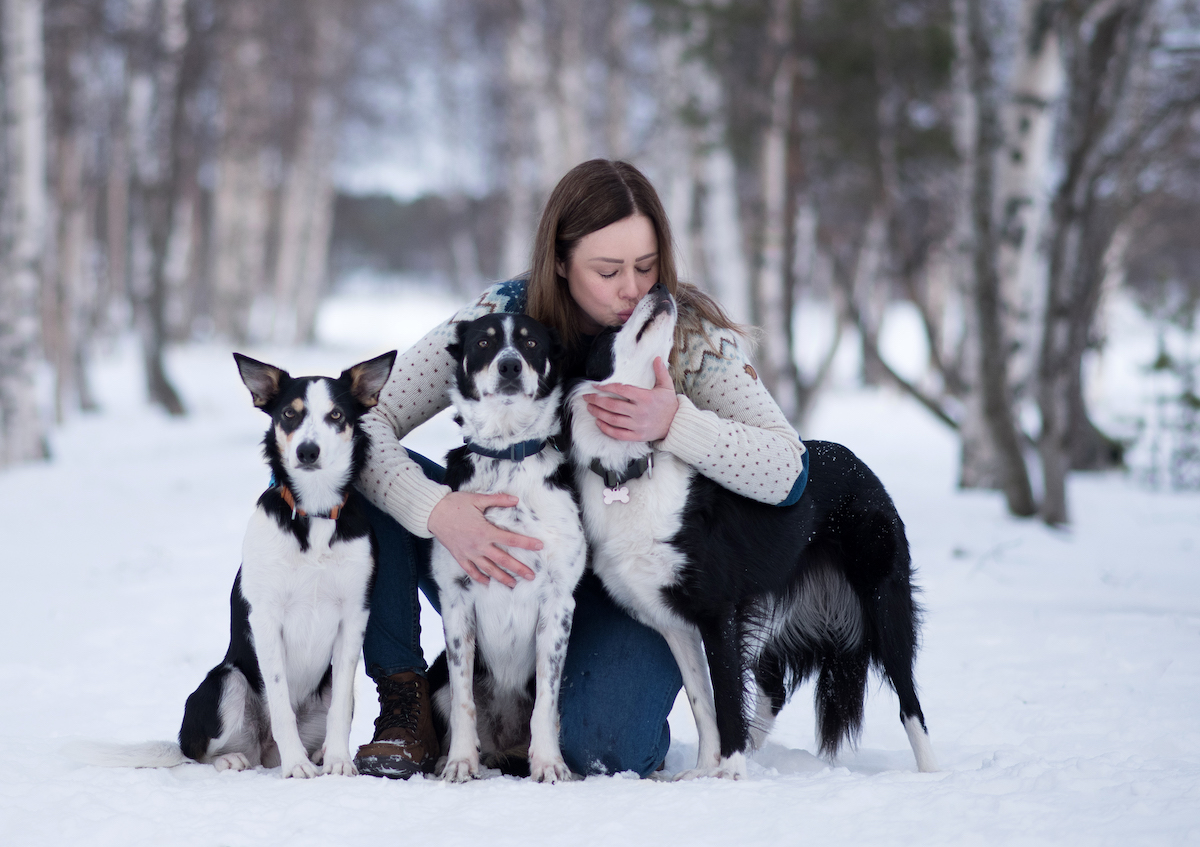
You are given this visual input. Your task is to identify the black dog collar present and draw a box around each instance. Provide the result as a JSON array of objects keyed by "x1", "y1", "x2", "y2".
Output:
[
  {"x1": 465, "y1": 438, "x2": 550, "y2": 462},
  {"x1": 589, "y1": 454, "x2": 654, "y2": 488}
]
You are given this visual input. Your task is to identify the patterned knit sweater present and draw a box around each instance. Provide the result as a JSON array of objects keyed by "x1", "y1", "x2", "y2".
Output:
[{"x1": 357, "y1": 279, "x2": 807, "y2": 538}]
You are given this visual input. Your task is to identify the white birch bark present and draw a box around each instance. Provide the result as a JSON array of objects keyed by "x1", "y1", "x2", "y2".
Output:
[
  {"x1": 0, "y1": 0, "x2": 50, "y2": 466},
  {"x1": 210, "y1": 0, "x2": 272, "y2": 341},
  {"x1": 949, "y1": 0, "x2": 1000, "y2": 488},
  {"x1": 996, "y1": 0, "x2": 1064, "y2": 394},
  {"x1": 756, "y1": 0, "x2": 797, "y2": 417},
  {"x1": 500, "y1": 1, "x2": 554, "y2": 278},
  {"x1": 557, "y1": 2, "x2": 587, "y2": 169},
  {"x1": 604, "y1": 0, "x2": 630, "y2": 159},
  {"x1": 270, "y1": 0, "x2": 343, "y2": 344}
]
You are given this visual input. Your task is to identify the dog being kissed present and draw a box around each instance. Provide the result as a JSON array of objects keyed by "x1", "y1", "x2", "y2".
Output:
[
  {"x1": 566, "y1": 283, "x2": 937, "y2": 779},
  {"x1": 429, "y1": 314, "x2": 586, "y2": 783},
  {"x1": 77, "y1": 351, "x2": 395, "y2": 778}
]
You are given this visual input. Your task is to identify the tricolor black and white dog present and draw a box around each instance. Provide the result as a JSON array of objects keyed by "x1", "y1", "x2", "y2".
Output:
[
  {"x1": 78, "y1": 352, "x2": 395, "y2": 778},
  {"x1": 429, "y1": 314, "x2": 586, "y2": 783},
  {"x1": 566, "y1": 283, "x2": 936, "y2": 779}
]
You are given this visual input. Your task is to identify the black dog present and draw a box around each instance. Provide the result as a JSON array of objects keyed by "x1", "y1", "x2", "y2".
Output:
[
  {"x1": 77, "y1": 352, "x2": 396, "y2": 777},
  {"x1": 566, "y1": 284, "x2": 936, "y2": 778}
]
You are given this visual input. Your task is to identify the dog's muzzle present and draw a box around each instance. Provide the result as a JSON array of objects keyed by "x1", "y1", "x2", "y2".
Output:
[{"x1": 495, "y1": 355, "x2": 525, "y2": 395}]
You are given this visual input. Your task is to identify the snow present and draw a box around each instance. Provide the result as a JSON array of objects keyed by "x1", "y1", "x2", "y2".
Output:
[{"x1": 1, "y1": 285, "x2": 1198, "y2": 846}]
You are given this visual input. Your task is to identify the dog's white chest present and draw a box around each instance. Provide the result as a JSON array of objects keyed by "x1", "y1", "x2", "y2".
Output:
[
  {"x1": 432, "y1": 454, "x2": 586, "y2": 694},
  {"x1": 239, "y1": 509, "x2": 373, "y2": 703},
  {"x1": 578, "y1": 455, "x2": 693, "y2": 629}
]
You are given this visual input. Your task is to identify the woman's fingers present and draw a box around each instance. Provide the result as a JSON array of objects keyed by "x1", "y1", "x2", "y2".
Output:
[
  {"x1": 427, "y1": 491, "x2": 541, "y2": 587},
  {"x1": 586, "y1": 358, "x2": 679, "y2": 442}
]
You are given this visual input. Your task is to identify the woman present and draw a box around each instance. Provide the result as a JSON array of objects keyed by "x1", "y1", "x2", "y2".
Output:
[{"x1": 352, "y1": 159, "x2": 808, "y2": 779}]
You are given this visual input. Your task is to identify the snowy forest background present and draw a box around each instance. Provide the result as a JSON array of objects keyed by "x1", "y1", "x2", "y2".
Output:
[
  {"x1": 1, "y1": 3, "x2": 1200, "y2": 844},
  {"x1": 2, "y1": 0, "x2": 1200, "y2": 521}
]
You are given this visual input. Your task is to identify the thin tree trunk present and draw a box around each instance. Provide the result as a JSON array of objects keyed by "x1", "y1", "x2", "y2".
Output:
[
  {"x1": 0, "y1": 0, "x2": 51, "y2": 465},
  {"x1": 271, "y1": 0, "x2": 342, "y2": 345},
  {"x1": 996, "y1": 0, "x2": 1063, "y2": 394},
  {"x1": 1037, "y1": 0, "x2": 1151, "y2": 524},
  {"x1": 210, "y1": 0, "x2": 271, "y2": 341},
  {"x1": 752, "y1": 0, "x2": 800, "y2": 418},
  {"x1": 125, "y1": 0, "x2": 188, "y2": 416},
  {"x1": 967, "y1": 0, "x2": 1038, "y2": 516},
  {"x1": 604, "y1": 0, "x2": 630, "y2": 159}
]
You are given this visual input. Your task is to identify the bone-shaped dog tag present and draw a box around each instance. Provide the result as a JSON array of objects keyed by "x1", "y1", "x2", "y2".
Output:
[{"x1": 603, "y1": 486, "x2": 630, "y2": 505}]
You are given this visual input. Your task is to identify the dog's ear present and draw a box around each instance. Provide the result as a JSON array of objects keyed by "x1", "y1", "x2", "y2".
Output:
[
  {"x1": 234, "y1": 353, "x2": 288, "y2": 408},
  {"x1": 446, "y1": 320, "x2": 469, "y2": 363},
  {"x1": 343, "y1": 350, "x2": 397, "y2": 408}
]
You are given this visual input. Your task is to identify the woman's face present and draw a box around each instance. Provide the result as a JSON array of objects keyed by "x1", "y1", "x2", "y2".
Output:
[{"x1": 557, "y1": 214, "x2": 659, "y2": 334}]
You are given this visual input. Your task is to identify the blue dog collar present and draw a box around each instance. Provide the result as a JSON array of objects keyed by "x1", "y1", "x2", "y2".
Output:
[{"x1": 465, "y1": 438, "x2": 550, "y2": 462}]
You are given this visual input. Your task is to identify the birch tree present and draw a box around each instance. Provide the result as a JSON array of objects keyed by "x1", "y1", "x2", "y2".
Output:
[
  {"x1": 269, "y1": 0, "x2": 350, "y2": 344},
  {"x1": 1036, "y1": 0, "x2": 1196, "y2": 523},
  {"x1": 0, "y1": 0, "x2": 50, "y2": 466}
]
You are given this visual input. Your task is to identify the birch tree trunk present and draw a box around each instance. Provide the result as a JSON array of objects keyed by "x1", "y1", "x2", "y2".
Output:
[
  {"x1": 996, "y1": 0, "x2": 1063, "y2": 394},
  {"x1": 125, "y1": 0, "x2": 188, "y2": 415},
  {"x1": 210, "y1": 0, "x2": 272, "y2": 341},
  {"x1": 270, "y1": 0, "x2": 343, "y2": 345},
  {"x1": 499, "y1": 0, "x2": 559, "y2": 278},
  {"x1": 965, "y1": 0, "x2": 1037, "y2": 516},
  {"x1": 45, "y1": 3, "x2": 99, "y2": 420},
  {"x1": 754, "y1": 0, "x2": 799, "y2": 419},
  {"x1": 1038, "y1": 0, "x2": 1152, "y2": 524},
  {"x1": 0, "y1": 0, "x2": 51, "y2": 466},
  {"x1": 604, "y1": 0, "x2": 630, "y2": 159},
  {"x1": 557, "y1": 2, "x2": 586, "y2": 169}
]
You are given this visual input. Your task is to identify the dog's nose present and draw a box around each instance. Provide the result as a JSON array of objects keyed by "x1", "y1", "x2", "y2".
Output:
[
  {"x1": 296, "y1": 441, "x2": 321, "y2": 466},
  {"x1": 497, "y1": 356, "x2": 523, "y2": 380}
]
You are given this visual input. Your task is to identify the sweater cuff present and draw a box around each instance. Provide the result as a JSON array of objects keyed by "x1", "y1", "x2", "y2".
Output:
[
  {"x1": 655, "y1": 394, "x2": 721, "y2": 462},
  {"x1": 383, "y1": 475, "x2": 451, "y2": 539}
]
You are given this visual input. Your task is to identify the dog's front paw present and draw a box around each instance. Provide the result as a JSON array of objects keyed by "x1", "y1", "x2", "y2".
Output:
[
  {"x1": 212, "y1": 752, "x2": 250, "y2": 772},
  {"x1": 281, "y1": 758, "x2": 319, "y2": 779},
  {"x1": 441, "y1": 756, "x2": 480, "y2": 783},
  {"x1": 321, "y1": 756, "x2": 357, "y2": 777},
  {"x1": 529, "y1": 756, "x2": 572, "y2": 783},
  {"x1": 674, "y1": 752, "x2": 747, "y2": 781}
]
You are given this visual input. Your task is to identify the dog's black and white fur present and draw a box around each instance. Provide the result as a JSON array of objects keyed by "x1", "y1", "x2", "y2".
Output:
[
  {"x1": 430, "y1": 314, "x2": 586, "y2": 783},
  {"x1": 567, "y1": 283, "x2": 936, "y2": 779},
  {"x1": 78, "y1": 352, "x2": 395, "y2": 778}
]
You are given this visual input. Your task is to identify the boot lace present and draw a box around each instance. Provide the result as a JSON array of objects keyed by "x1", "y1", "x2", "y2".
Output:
[{"x1": 373, "y1": 674, "x2": 421, "y2": 734}]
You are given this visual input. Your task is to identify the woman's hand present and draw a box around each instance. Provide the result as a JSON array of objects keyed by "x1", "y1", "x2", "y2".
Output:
[
  {"x1": 427, "y1": 491, "x2": 540, "y2": 587},
  {"x1": 584, "y1": 356, "x2": 679, "y2": 442}
]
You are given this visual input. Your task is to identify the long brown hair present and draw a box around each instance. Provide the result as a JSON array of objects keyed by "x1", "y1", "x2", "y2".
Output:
[{"x1": 525, "y1": 159, "x2": 742, "y2": 388}]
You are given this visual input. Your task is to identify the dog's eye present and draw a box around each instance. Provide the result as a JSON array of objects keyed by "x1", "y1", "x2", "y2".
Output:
[
  {"x1": 282, "y1": 408, "x2": 297, "y2": 419},
  {"x1": 524, "y1": 339, "x2": 537, "y2": 349},
  {"x1": 329, "y1": 410, "x2": 343, "y2": 422},
  {"x1": 477, "y1": 339, "x2": 490, "y2": 349}
]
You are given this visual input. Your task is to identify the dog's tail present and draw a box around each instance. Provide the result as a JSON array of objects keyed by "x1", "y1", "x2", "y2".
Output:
[{"x1": 67, "y1": 739, "x2": 189, "y2": 769}]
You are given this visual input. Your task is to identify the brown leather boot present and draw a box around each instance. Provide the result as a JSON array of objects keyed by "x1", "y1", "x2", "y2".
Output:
[{"x1": 354, "y1": 670, "x2": 440, "y2": 778}]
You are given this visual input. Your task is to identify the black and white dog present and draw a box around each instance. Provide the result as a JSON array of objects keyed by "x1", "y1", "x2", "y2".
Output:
[
  {"x1": 567, "y1": 283, "x2": 936, "y2": 779},
  {"x1": 78, "y1": 352, "x2": 395, "y2": 778},
  {"x1": 430, "y1": 314, "x2": 586, "y2": 783}
]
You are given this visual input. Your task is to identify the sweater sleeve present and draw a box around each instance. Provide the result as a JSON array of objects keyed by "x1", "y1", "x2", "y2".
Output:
[
  {"x1": 356, "y1": 282, "x2": 525, "y2": 537},
  {"x1": 655, "y1": 324, "x2": 806, "y2": 505}
]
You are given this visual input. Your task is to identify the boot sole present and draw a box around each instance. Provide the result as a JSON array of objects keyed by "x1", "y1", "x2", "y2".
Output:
[{"x1": 354, "y1": 754, "x2": 432, "y2": 780}]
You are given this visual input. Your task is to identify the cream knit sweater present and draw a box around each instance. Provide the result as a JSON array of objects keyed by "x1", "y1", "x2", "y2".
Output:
[{"x1": 357, "y1": 280, "x2": 807, "y2": 538}]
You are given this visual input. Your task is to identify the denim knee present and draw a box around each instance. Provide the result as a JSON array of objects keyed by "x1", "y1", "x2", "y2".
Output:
[{"x1": 557, "y1": 574, "x2": 682, "y2": 777}]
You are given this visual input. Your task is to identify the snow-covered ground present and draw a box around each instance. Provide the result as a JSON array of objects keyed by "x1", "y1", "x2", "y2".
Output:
[{"x1": 1, "y1": 285, "x2": 1197, "y2": 846}]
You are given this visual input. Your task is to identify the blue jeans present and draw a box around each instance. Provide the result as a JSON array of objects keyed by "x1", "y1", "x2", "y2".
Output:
[{"x1": 360, "y1": 451, "x2": 682, "y2": 777}]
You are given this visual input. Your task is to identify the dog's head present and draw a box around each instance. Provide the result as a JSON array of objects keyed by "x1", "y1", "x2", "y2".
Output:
[
  {"x1": 234, "y1": 351, "x2": 396, "y2": 501},
  {"x1": 584, "y1": 282, "x2": 676, "y2": 390},
  {"x1": 445, "y1": 314, "x2": 565, "y2": 444},
  {"x1": 568, "y1": 283, "x2": 677, "y2": 469}
]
